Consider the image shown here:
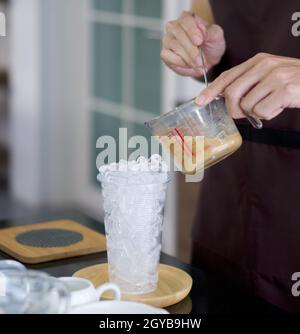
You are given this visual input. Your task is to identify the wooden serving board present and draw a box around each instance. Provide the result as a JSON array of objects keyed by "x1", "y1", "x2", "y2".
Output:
[
  {"x1": 73, "y1": 263, "x2": 193, "y2": 308},
  {"x1": 0, "y1": 220, "x2": 106, "y2": 264}
]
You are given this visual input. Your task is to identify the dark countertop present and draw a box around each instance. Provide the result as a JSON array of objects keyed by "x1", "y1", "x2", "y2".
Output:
[{"x1": 0, "y1": 209, "x2": 285, "y2": 314}]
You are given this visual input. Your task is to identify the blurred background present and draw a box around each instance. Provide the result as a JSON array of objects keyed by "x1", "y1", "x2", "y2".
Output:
[{"x1": 0, "y1": 0, "x2": 205, "y2": 262}]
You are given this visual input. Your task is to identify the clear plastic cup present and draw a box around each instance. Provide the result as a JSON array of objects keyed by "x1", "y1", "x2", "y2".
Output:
[
  {"x1": 98, "y1": 171, "x2": 170, "y2": 294},
  {"x1": 23, "y1": 271, "x2": 70, "y2": 314},
  {"x1": 145, "y1": 96, "x2": 242, "y2": 174}
]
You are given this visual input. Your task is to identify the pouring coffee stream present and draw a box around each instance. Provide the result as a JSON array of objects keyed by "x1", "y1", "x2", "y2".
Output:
[{"x1": 199, "y1": 48, "x2": 263, "y2": 130}]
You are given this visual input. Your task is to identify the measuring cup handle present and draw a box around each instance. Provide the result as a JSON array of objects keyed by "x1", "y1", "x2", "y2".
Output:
[
  {"x1": 218, "y1": 94, "x2": 263, "y2": 129},
  {"x1": 244, "y1": 112, "x2": 263, "y2": 129}
]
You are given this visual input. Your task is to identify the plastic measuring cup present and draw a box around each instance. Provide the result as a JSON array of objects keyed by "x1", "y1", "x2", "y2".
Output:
[{"x1": 145, "y1": 96, "x2": 242, "y2": 174}]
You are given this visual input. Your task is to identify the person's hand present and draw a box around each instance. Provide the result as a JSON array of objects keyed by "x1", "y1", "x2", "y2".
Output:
[
  {"x1": 161, "y1": 11, "x2": 226, "y2": 77},
  {"x1": 196, "y1": 53, "x2": 300, "y2": 120}
]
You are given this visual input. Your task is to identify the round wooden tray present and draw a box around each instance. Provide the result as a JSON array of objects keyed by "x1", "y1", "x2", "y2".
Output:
[{"x1": 73, "y1": 263, "x2": 193, "y2": 308}]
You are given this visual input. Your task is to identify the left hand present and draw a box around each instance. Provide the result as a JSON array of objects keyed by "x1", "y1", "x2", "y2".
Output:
[{"x1": 195, "y1": 53, "x2": 300, "y2": 120}]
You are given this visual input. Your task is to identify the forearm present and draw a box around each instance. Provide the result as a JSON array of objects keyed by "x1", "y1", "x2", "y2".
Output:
[{"x1": 191, "y1": 0, "x2": 214, "y2": 25}]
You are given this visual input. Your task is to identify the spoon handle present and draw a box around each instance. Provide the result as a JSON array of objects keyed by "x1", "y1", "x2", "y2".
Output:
[{"x1": 199, "y1": 48, "x2": 209, "y2": 88}]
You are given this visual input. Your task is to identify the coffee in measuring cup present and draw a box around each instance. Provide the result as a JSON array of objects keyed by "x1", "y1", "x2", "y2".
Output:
[{"x1": 145, "y1": 96, "x2": 242, "y2": 175}]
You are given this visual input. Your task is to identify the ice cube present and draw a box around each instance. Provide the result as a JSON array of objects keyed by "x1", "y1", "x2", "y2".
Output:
[
  {"x1": 137, "y1": 156, "x2": 148, "y2": 165},
  {"x1": 99, "y1": 165, "x2": 109, "y2": 174},
  {"x1": 150, "y1": 154, "x2": 162, "y2": 164}
]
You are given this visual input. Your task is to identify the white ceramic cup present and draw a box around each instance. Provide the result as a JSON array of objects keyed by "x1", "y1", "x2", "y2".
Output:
[
  {"x1": 70, "y1": 301, "x2": 169, "y2": 314},
  {"x1": 59, "y1": 277, "x2": 121, "y2": 309}
]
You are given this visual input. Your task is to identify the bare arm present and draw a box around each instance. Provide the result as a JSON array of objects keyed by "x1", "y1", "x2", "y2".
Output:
[{"x1": 191, "y1": 0, "x2": 214, "y2": 25}]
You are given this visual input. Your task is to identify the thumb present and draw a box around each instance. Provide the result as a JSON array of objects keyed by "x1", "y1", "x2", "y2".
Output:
[{"x1": 206, "y1": 24, "x2": 224, "y2": 43}]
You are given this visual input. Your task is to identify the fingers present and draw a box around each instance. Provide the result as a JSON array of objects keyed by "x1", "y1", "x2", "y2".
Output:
[
  {"x1": 162, "y1": 11, "x2": 208, "y2": 70},
  {"x1": 161, "y1": 11, "x2": 226, "y2": 79},
  {"x1": 206, "y1": 24, "x2": 224, "y2": 44},
  {"x1": 254, "y1": 82, "x2": 295, "y2": 119},
  {"x1": 172, "y1": 66, "x2": 204, "y2": 77},
  {"x1": 240, "y1": 78, "x2": 274, "y2": 115},
  {"x1": 161, "y1": 48, "x2": 203, "y2": 76},
  {"x1": 193, "y1": 52, "x2": 300, "y2": 122},
  {"x1": 179, "y1": 11, "x2": 206, "y2": 46},
  {"x1": 165, "y1": 21, "x2": 201, "y2": 68},
  {"x1": 251, "y1": 91, "x2": 285, "y2": 120},
  {"x1": 162, "y1": 34, "x2": 197, "y2": 68},
  {"x1": 160, "y1": 49, "x2": 188, "y2": 68},
  {"x1": 195, "y1": 64, "x2": 246, "y2": 106},
  {"x1": 195, "y1": 55, "x2": 265, "y2": 106},
  {"x1": 223, "y1": 66, "x2": 271, "y2": 118}
]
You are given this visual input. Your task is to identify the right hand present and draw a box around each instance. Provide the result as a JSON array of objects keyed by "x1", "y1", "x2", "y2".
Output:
[{"x1": 161, "y1": 11, "x2": 226, "y2": 77}]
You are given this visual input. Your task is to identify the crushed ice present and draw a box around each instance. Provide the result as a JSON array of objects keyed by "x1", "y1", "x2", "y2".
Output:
[{"x1": 97, "y1": 155, "x2": 169, "y2": 185}]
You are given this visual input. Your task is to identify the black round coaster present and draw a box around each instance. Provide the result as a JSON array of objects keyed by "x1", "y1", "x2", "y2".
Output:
[{"x1": 16, "y1": 228, "x2": 83, "y2": 248}]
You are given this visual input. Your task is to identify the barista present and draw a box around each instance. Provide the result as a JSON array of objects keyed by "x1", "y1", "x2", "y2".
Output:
[{"x1": 161, "y1": 0, "x2": 300, "y2": 312}]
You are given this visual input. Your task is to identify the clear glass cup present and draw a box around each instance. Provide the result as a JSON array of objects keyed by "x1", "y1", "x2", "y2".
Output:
[
  {"x1": 145, "y1": 96, "x2": 243, "y2": 174},
  {"x1": 0, "y1": 270, "x2": 70, "y2": 314},
  {"x1": 24, "y1": 271, "x2": 70, "y2": 314},
  {"x1": 99, "y1": 171, "x2": 170, "y2": 294}
]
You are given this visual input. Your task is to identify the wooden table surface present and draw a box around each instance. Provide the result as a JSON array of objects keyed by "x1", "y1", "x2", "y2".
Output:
[{"x1": 0, "y1": 208, "x2": 285, "y2": 314}]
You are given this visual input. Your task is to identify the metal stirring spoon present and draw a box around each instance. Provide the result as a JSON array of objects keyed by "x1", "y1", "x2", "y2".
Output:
[
  {"x1": 199, "y1": 48, "x2": 263, "y2": 129},
  {"x1": 200, "y1": 48, "x2": 209, "y2": 88},
  {"x1": 199, "y1": 48, "x2": 214, "y2": 127}
]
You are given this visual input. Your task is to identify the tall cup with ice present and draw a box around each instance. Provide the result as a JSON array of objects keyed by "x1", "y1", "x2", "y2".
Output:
[{"x1": 98, "y1": 156, "x2": 169, "y2": 294}]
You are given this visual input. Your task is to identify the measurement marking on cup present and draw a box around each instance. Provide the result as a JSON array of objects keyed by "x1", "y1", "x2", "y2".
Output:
[
  {"x1": 175, "y1": 127, "x2": 185, "y2": 142},
  {"x1": 170, "y1": 128, "x2": 188, "y2": 156},
  {"x1": 174, "y1": 128, "x2": 193, "y2": 157}
]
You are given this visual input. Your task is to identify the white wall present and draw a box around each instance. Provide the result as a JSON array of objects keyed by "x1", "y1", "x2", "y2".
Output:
[
  {"x1": 10, "y1": 0, "x2": 73, "y2": 206},
  {"x1": 10, "y1": 0, "x2": 43, "y2": 205},
  {"x1": 39, "y1": 0, "x2": 71, "y2": 204}
]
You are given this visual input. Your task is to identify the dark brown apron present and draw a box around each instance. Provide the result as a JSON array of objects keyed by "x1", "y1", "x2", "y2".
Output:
[{"x1": 192, "y1": 0, "x2": 300, "y2": 313}]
